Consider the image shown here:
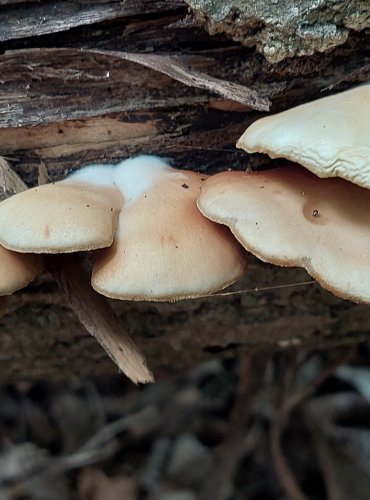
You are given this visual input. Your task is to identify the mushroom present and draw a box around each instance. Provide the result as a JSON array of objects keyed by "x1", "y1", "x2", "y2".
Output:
[
  {"x1": 0, "y1": 157, "x2": 42, "y2": 318},
  {"x1": 0, "y1": 164, "x2": 122, "y2": 253},
  {"x1": 0, "y1": 156, "x2": 246, "y2": 381},
  {"x1": 197, "y1": 165, "x2": 370, "y2": 303},
  {"x1": 92, "y1": 156, "x2": 247, "y2": 301},
  {"x1": 0, "y1": 164, "x2": 151, "y2": 384},
  {"x1": 0, "y1": 245, "x2": 41, "y2": 320},
  {"x1": 0, "y1": 244, "x2": 41, "y2": 296},
  {"x1": 236, "y1": 84, "x2": 370, "y2": 188},
  {"x1": 0, "y1": 156, "x2": 247, "y2": 300}
]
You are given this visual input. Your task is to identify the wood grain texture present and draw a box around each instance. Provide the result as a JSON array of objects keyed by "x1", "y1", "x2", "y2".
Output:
[
  {"x1": 0, "y1": 0, "x2": 183, "y2": 41},
  {"x1": 1, "y1": 261, "x2": 369, "y2": 380}
]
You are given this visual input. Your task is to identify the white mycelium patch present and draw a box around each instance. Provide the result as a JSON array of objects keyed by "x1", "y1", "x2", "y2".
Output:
[
  {"x1": 112, "y1": 155, "x2": 186, "y2": 203},
  {"x1": 66, "y1": 156, "x2": 186, "y2": 203},
  {"x1": 67, "y1": 164, "x2": 116, "y2": 187}
]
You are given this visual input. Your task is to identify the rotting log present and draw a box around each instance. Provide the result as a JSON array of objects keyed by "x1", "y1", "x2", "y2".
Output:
[
  {"x1": 0, "y1": 0, "x2": 369, "y2": 379},
  {"x1": 185, "y1": 0, "x2": 370, "y2": 63}
]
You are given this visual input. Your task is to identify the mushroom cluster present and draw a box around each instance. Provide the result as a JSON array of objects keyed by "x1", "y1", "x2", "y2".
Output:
[
  {"x1": 0, "y1": 156, "x2": 247, "y2": 302},
  {"x1": 198, "y1": 83, "x2": 370, "y2": 303},
  {"x1": 1, "y1": 83, "x2": 368, "y2": 381},
  {"x1": 0, "y1": 156, "x2": 248, "y2": 382}
]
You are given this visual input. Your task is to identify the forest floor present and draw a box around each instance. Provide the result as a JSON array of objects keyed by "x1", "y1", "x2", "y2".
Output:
[{"x1": 1, "y1": 349, "x2": 370, "y2": 500}]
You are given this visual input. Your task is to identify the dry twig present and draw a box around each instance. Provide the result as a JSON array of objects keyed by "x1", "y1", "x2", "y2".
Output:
[
  {"x1": 270, "y1": 350, "x2": 353, "y2": 500},
  {"x1": 6, "y1": 47, "x2": 271, "y2": 112},
  {"x1": 200, "y1": 352, "x2": 268, "y2": 500}
]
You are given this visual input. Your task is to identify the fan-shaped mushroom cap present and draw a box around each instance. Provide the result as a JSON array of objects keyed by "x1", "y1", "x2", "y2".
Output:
[
  {"x1": 0, "y1": 165, "x2": 122, "y2": 253},
  {"x1": 0, "y1": 245, "x2": 42, "y2": 295},
  {"x1": 197, "y1": 165, "x2": 370, "y2": 303},
  {"x1": 237, "y1": 84, "x2": 370, "y2": 189},
  {"x1": 92, "y1": 156, "x2": 247, "y2": 301}
]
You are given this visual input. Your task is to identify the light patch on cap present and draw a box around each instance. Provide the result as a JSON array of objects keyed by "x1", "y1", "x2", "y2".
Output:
[{"x1": 112, "y1": 155, "x2": 187, "y2": 203}]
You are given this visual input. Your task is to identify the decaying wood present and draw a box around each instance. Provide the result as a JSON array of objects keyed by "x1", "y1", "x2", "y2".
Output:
[
  {"x1": 1, "y1": 46, "x2": 269, "y2": 125},
  {"x1": 186, "y1": 0, "x2": 370, "y2": 63},
  {"x1": 0, "y1": 0, "x2": 369, "y2": 379},
  {"x1": 0, "y1": 0, "x2": 182, "y2": 42},
  {"x1": 84, "y1": 49, "x2": 271, "y2": 110},
  {"x1": 2, "y1": 262, "x2": 370, "y2": 380},
  {"x1": 0, "y1": 31, "x2": 367, "y2": 183},
  {"x1": 0, "y1": 157, "x2": 29, "y2": 200},
  {"x1": 44, "y1": 254, "x2": 153, "y2": 384},
  {"x1": 0, "y1": 113, "x2": 251, "y2": 186}
]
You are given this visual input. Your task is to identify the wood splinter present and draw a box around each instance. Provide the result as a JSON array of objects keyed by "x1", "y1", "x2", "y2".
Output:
[{"x1": 45, "y1": 253, "x2": 153, "y2": 384}]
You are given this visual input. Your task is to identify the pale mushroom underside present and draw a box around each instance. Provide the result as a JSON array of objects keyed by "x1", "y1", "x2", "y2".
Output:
[
  {"x1": 237, "y1": 84, "x2": 370, "y2": 189},
  {"x1": 0, "y1": 244, "x2": 42, "y2": 296}
]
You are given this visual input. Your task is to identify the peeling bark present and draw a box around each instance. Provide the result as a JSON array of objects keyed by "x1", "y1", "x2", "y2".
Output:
[{"x1": 186, "y1": 0, "x2": 370, "y2": 62}]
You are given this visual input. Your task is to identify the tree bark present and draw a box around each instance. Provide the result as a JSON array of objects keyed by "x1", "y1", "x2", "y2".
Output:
[{"x1": 0, "y1": 0, "x2": 369, "y2": 379}]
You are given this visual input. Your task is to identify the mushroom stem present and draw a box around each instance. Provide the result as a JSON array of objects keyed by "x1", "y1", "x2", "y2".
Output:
[{"x1": 44, "y1": 253, "x2": 153, "y2": 384}]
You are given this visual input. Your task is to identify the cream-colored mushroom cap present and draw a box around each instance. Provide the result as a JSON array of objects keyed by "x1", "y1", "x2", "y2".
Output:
[
  {"x1": 0, "y1": 245, "x2": 42, "y2": 295},
  {"x1": 0, "y1": 165, "x2": 122, "y2": 253},
  {"x1": 237, "y1": 84, "x2": 370, "y2": 188},
  {"x1": 92, "y1": 156, "x2": 247, "y2": 301},
  {"x1": 197, "y1": 166, "x2": 370, "y2": 303}
]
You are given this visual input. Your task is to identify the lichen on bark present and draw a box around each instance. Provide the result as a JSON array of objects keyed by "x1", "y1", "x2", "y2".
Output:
[{"x1": 186, "y1": 0, "x2": 370, "y2": 63}]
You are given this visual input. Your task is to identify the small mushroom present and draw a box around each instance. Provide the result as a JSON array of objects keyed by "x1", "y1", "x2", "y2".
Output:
[
  {"x1": 92, "y1": 156, "x2": 247, "y2": 301},
  {"x1": 197, "y1": 165, "x2": 370, "y2": 303},
  {"x1": 236, "y1": 84, "x2": 370, "y2": 188},
  {"x1": 0, "y1": 165, "x2": 122, "y2": 253},
  {"x1": 0, "y1": 244, "x2": 42, "y2": 296}
]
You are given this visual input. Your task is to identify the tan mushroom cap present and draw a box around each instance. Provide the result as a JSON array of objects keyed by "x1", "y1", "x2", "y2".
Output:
[
  {"x1": 0, "y1": 244, "x2": 42, "y2": 295},
  {"x1": 92, "y1": 157, "x2": 247, "y2": 301},
  {"x1": 0, "y1": 166, "x2": 122, "y2": 253},
  {"x1": 197, "y1": 165, "x2": 370, "y2": 303},
  {"x1": 237, "y1": 84, "x2": 370, "y2": 189}
]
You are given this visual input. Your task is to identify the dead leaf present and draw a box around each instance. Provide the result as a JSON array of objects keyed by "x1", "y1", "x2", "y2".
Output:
[{"x1": 78, "y1": 468, "x2": 137, "y2": 500}]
